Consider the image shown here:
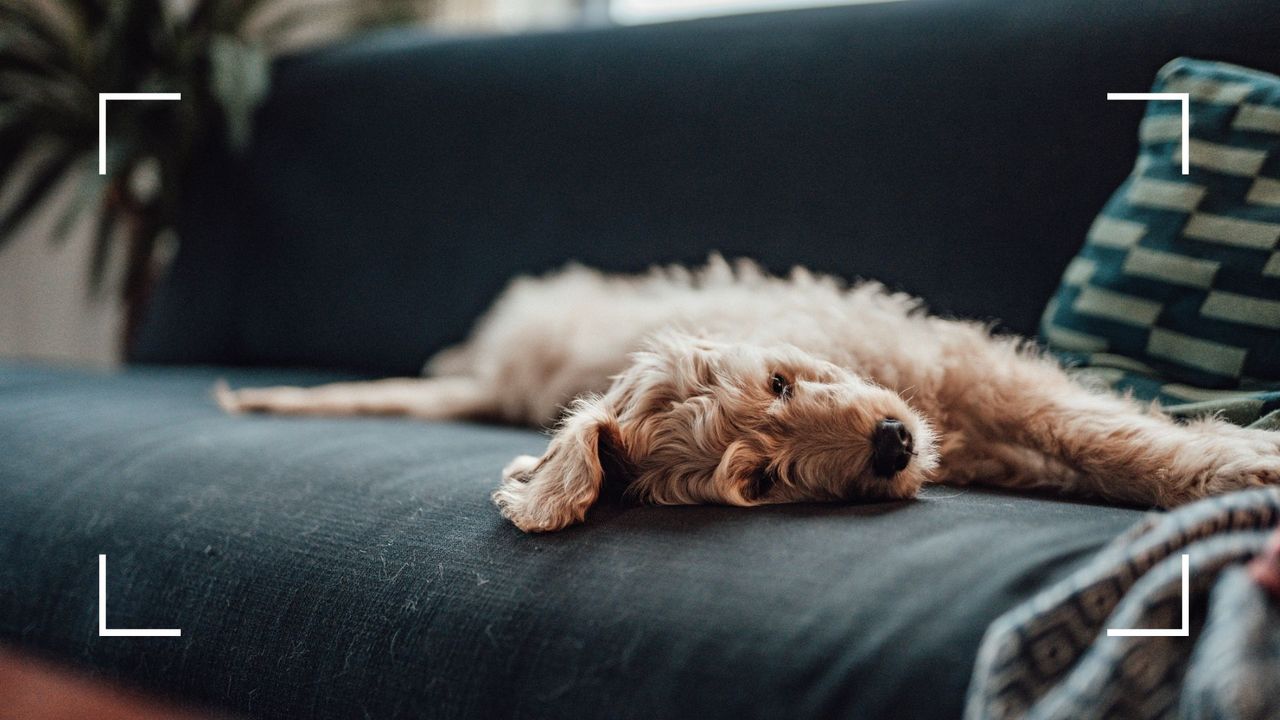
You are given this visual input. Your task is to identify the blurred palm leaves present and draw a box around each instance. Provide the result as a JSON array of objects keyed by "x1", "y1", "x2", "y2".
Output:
[{"x1": 0, "y1": 0, "x2": 431, "y2": 339}]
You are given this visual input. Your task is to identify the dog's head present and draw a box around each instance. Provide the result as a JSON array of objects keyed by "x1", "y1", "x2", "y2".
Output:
[{"x1": 493, "y1": 332, "x2": 938, "y2": 532}]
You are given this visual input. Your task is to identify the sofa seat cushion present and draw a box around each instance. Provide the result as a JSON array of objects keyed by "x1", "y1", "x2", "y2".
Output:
[{"x1": 0, "y1": 362, "x2": 1145, "y2": 719}]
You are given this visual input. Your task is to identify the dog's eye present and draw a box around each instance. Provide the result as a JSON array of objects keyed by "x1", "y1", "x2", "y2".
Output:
[{"x1": 770, "y1": 373, "x2": 792, "y2": 398}]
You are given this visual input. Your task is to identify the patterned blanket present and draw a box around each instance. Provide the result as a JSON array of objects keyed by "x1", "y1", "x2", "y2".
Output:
[{"x1": 966, "y1": 486, "x2": 1280, "y2": 719}]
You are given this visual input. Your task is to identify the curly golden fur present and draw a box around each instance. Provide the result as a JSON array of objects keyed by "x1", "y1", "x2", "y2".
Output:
[{"x1": 218, "y1": 256, "x2": 1280, "y2": 532}]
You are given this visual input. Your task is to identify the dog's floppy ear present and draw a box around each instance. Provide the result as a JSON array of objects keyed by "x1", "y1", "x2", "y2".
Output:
[
  {"x1": 493, "y1": 396, "x2": 627, "y2": 532},
  {"x1": 714, "y1": 439, "x2": 774, "y2": 505}
]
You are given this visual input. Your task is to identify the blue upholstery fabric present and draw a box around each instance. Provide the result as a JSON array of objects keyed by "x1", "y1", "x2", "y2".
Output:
[
  {"x1": 0, "y1": 363, "x2": 1143, "y2": 719},
  {"x1": 1043, "y1": 58, "x2": 1280, "y2": 389}
]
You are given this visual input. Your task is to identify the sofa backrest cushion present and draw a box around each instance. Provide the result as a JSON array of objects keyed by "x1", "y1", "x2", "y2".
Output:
[{"x1": 132, "y1": 0, "x2": 1280, "y2": 376}]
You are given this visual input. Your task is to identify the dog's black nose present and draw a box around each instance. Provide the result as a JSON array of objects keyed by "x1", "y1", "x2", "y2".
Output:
[{"x1": 871, "y1": 418, "x2": 913, "y2": 477}]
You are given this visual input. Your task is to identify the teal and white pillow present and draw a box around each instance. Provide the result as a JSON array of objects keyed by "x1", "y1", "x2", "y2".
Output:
[{"x1": 1041, "y1": 57, "x2": 1280, "y2": 395}]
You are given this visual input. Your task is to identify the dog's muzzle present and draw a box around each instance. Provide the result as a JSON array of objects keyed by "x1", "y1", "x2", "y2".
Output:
[{"x1": 871, "y1": 418, "x2": 914, "y2": 477}]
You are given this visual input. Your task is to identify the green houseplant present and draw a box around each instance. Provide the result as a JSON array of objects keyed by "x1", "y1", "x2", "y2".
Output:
[{"x1": 0, "y1": 0, "x2": 429, "y2": 345}]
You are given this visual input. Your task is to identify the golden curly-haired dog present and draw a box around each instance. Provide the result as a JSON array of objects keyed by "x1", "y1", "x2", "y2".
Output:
[{"x1": 218, "y1": 256, "x2": 1280, "y2": 532}]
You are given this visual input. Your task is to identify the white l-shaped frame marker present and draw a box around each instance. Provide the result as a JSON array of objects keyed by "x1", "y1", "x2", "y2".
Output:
[
  {"x1": 98, "y1": 554, "x2": 181, "y2": 637},
  {"x1": 98, "y1": 93, "x2": 182, "y2": 175},
  {"x1": 1107, "y1": 92, "x2": 1191, "y2": 175},
  {"x1": 1106, "y1": 553, "x2": 1190, "y2": 637}
]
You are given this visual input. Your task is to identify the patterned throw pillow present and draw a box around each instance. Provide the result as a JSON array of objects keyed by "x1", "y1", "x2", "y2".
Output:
[{"x1": 1041, "y1": 58, "x2": 1280, "y2": 393}]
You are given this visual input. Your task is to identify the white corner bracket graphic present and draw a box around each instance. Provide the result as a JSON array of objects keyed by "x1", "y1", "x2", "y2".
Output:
[
  {"x1": 98, "y1": 554, "x2": 181, "y2": 637},
  {"x1": 1106, "y1": 553, "x2": 1190, "y2": 637},
  {"x1": 98, "y1": 92, "x2": 181, "y2": 175},
  {"x1": 1107, "y1": 92, "x2": 1190, "y2": 175}
]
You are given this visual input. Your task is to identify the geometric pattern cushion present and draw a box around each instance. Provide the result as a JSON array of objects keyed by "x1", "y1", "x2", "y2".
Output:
[
  {"x1": 1054, "y1": 348, "x2": 1280, "y2": 421},
  {"x1": 1041, "y1": 58, "x2": 1280, "y2": 389}
]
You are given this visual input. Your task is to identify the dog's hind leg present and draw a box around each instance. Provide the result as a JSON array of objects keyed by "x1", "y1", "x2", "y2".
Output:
[{"x1": 215, "y1": 377, "x2": 498, "y2": 421}]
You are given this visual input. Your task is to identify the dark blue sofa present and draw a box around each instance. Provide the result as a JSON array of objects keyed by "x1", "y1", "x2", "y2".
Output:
[{"x1": 4, "y1": 1, "x2": 1279, "y2": 718}]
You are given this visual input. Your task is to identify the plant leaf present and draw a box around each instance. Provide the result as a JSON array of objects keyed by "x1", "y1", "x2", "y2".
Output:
[
  {"x1": 208, "y1": 34, "x2": 270, "y2": 152},
  {"x1": 88, "y1": 203, "x2": 120, "y2": 291},
  {"x1": 0, "y1": 4, "x2": 71, "y2": 56},
  {"x1": 0, "y1": 145, "x2": 77, "y2": 247},
  {"x1": 0, "y1": 144, "x2": 28, "y2": 196},
  {"x1": 243, "y1": 0, "x2": 357, "y2": 49},
  {"x1": 51, "y1": 162, "x2": 107, "y2": 242}
]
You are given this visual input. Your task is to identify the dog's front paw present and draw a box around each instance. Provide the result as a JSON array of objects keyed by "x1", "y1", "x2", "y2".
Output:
[
  {"x1": 501, "y1": 455, "x2": 540, "y2": 483},
  {"x1": 1205, "y1": 422, "x2": 1280, "y2": 455},
  {"x1": 1205, "y1": 455, "x2": 1280, "y2": 497},
  {"x1": 492, "y1": 455, "x2": 581, "y2": 533}
]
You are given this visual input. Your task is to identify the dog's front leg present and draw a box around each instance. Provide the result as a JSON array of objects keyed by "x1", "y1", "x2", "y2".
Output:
[{"x1": 949, "y1": 353, "x2": 1280, "y2": 507}]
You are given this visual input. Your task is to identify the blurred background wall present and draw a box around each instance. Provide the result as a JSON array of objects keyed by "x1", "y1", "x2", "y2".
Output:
[{"x1": 0, "y1": 165, "x2": 123, "y2": 365}]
